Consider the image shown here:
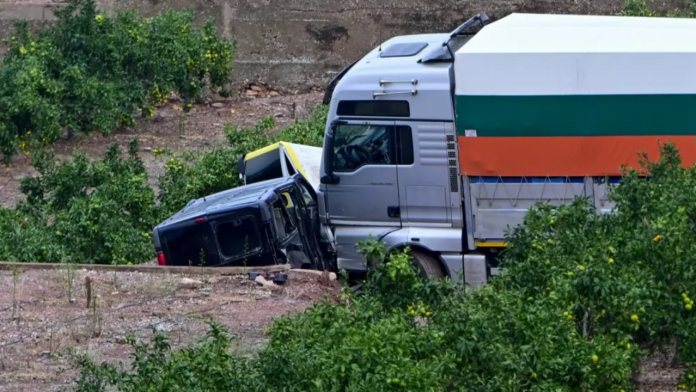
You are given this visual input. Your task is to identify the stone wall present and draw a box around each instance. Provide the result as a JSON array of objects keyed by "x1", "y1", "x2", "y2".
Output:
[{"x1": 0, "y1": 0, "x2": 689, "y2": 92}]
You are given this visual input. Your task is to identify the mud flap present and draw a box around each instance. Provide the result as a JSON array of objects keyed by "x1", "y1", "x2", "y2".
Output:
[{"x1": 464, "y1": 254, "x2": 487, "y2": 290}]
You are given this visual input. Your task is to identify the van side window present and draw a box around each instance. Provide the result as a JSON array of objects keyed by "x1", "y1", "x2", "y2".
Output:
[
  {"x1": 333, "y1": 124, "x2": 395, "y2": 172},
  {"x1": 272, "y1": 199, "x2": 296, "y2": 242},
  {"x1": 245, "y1": 151, "x2": 282, "y2": 184},
  {"x1": 284, "y1": 155, "x2": 296, "y2": 175}
]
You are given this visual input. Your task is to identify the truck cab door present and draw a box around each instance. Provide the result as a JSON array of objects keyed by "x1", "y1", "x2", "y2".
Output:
[
  {"x1": 394, "y1": 121, "x2": 453, "y2": 225},
  {"x1": 322, "y1": 120, "x2": 400, "y2": 226},
  {"x1": 288, "y1": 177, "x2": 332, "y2": 270}
]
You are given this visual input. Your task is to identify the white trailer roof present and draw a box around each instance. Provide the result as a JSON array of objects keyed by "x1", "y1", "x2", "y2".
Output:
[
  {"x1": 454, "y1": 13, "x2": 696, "y2": 96},
  {"x1": 459, "y1": 13, "x2": 696, "y2": 54}
]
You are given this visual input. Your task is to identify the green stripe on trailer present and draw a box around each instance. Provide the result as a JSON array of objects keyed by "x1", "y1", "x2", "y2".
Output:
[{"x1": 455, "y1": 94, "x2": 696, "y2": 138}]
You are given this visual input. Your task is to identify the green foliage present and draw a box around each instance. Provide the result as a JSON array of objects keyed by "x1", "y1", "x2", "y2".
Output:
[
  {"x1": 70, "y1": 321, "x2": 260, "y2": 392},
  {"x1": 156, "y1": 147, "x2": 241, "y2": 218},
  {"x1": 158, "y1": 105, "x2": 328, "y2": 216},
  {"x1": 499, "y1": 143, "x2": 696, "y2": 390},
  {"x1": 0, "y1": 105, "x2": 328, "y2": 264},
  {"x1": 70, "y1": 143, "x2": 696, "y2": 391},
  {"x1": 276, "y1": 105, "x2": 329, "y2": 147},
  {"x1": 618, "y1": 0, "x2": 655, "y2": 16},
  {"x1": 0, "y1": 0, "x2": 235, "y2": 162},
  {"x1": 619, "y1": 0, "x2": 696, "y2": 18},
  {"x1": 0, "y1": 140, "x2": 157, "y2": 264}
]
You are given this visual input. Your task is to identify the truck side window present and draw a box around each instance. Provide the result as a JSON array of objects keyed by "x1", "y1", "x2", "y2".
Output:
[
  {"x1": 396, "y1": 126, "x2": 414, "y2": 165},
  {"x1": 333, "y1": 124, "x2": 395, "y2": 172}
]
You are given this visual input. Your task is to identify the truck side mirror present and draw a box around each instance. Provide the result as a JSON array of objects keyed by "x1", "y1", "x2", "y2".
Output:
[{"x1": 321, "y1": 121, "x2": 340, "y2": 185}]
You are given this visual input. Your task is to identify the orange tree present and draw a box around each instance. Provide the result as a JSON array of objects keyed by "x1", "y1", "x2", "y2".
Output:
[
  {"x1": 70, "y1": 143, "x2": 696, "y2": 391},
  {"x1": 0, "y1": 140, "x2": 158, "y2": 265},
  {"x1": 0, "y1": 0, "x2": 234, "y2": 162}
]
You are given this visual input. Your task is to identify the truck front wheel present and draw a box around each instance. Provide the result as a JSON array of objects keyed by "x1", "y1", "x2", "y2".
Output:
[{"x1": 410, "y1": 250, "x2": 445, "y2": 280}]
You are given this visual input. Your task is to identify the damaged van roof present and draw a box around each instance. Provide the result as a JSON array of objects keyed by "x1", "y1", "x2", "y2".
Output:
[{"x1": 157, "y1": 176, "x2": 291, "y2": 228}]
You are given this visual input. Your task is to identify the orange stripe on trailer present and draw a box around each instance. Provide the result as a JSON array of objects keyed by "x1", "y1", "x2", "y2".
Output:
[{"x1": 458, "y1": 135, "x2": 696, "y2": 177}]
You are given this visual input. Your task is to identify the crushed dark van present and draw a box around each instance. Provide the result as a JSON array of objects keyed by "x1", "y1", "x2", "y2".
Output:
[{"x1": 153, "y1": 174, "x2": 333, "y2": 270}]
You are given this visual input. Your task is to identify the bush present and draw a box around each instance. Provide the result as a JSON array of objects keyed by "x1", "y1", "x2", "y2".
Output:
[
  {"x1": 0, "y1": 140, "x2": 158, "y2": 264},
  {"x1": 619, "y1": 0, "x2": 696, "y2": 18},
  {"x1": 618, "y1": 0, "x2": 656, "y2": 16},
  {"x1": 69, "y1": 143, "x2": 696, "y2": 391},
  {"x1": 0, "y1": 0, "x2": 234, "y2": 162},
  {"x1": 71, "y1": 322, "x2": 260, "y2": 392},
  {"x1": 0, "y1": 105, "x2": 329, "y2": 264}
]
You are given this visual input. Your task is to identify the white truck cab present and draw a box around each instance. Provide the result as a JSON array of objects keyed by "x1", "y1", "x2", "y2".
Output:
[
  {"x1": 318, "y1": 15, "x2": 488, "y2": 284},
  {"x1": 317, "y1": 11, "x2": 696, "y2": 288}
]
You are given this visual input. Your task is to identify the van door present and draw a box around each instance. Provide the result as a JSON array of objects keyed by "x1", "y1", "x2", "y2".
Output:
[{"x1": 324, "y1": 121, "x2": 400, "y2": 226}]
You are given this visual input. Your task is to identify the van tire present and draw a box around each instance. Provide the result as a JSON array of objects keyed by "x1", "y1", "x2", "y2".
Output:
[{"x1": 410, "y1": 250, "x2": 445, "y2": 280}]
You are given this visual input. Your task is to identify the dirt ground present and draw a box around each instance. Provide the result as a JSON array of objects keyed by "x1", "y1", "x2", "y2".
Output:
[
  {"x1": 0, "y1": 265, "x2": 684, "y2": 392},
  {"x1": 0, "y1": 92, "x2": 323, "y2": 208},
  {"x1": 638, "y1": 351, "x2": 683, "y2": 392},
  {"x1": 0, "y1": 267, "x2": 341, "y2": 392}
]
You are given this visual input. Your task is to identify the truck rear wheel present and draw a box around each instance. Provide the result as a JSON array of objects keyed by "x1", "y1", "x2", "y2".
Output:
[{"x1": 410, "y1": 250, "x2": 445, "y2": 280}]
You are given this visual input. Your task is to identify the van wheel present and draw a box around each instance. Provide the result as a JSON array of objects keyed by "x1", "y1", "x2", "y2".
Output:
[{"x1": 410, "y1": 250, "x2": 444, "y2": 280}]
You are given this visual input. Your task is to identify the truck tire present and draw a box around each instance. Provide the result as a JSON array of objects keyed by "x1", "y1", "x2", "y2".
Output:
[{"x1": 410, "y1": 250, "x2": 445, "y2": 280}]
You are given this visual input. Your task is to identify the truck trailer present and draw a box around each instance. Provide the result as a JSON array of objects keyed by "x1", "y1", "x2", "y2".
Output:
[{"x1": 317, "y1": 12, "x2": 696, "y2": 288}]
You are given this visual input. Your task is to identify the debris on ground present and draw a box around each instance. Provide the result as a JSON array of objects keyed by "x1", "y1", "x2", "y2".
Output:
[
  {"x1": 248, "y1": 272, "x2": 288, "y2": 285},
  {"x1": 254, "y1": 275, "x2": 279, "y2": 291},
  {"x1": 177, "y1": 278, "x2": 205, "y2": 290},
  {"x1": 288, "y1": 269, "x2": 337, "y2": 282},
  {"x1": 280, "y1": 271, "x2": 342, "y2": 303}
]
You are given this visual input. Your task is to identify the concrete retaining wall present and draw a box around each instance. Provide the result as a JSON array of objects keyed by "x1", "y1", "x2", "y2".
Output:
[{"x1": 0, "y1": 0, "x2": 689, "y2": 92}]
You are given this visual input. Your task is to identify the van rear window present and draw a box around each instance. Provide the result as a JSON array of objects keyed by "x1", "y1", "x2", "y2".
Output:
[
  {"x1": 337, "y1": 100, "x2": 410, "y2": 117},
  {"x1": 162, "y1": 224, "x2": 219, "y2": 266},
  {"x1": 216, "y1": 216, "x2": 261, "y2": 259}
]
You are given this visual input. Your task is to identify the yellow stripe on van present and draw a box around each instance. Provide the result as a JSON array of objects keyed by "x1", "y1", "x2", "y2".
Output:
[
  {"x1": 245, "y1": 142, "x2": 281, "y2": 161},
  {"x1": 475, "y1": 242, "x2": 508, "y2": 248},
  {"x1": 280, "y1": 142, "x2": 307, "y2": 179}
]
